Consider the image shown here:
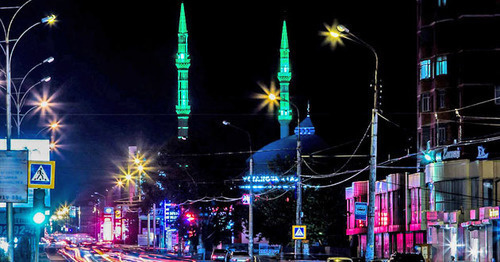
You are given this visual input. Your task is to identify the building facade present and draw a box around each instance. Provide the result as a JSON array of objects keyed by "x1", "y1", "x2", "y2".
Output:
[
  {"x1": 416, "y1": 0, "x2": 500, "y2": 152},
  {"x1": 346, "y1": 156, "x2": 500, "y2": 261}
]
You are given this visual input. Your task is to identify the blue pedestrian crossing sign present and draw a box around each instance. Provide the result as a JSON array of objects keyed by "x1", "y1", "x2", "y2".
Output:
[
  {"x1": 292, "y1": 225, "x2": 307, "y2": 240},
  {"x1": 28, "y1": 161, "x2": 55, "y2": 189}
]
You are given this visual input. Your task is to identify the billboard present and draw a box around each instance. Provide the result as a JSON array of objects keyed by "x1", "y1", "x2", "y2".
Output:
[
  {"x1": 0, "y1": 150, "x2": 28, "y2": 203},
  {"x1": 0, "y1": 139, "x2": 51, "y2": 208}
]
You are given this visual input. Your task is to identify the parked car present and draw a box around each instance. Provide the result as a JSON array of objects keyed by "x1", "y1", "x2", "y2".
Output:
[
  {"x1": 212, "y1": 249, "x2": 229, "y2": 262},
  {"x1": 327, "y1": 257, "x2": 353, "y2": 262},
  {"x1": 229, "y1": 251, "x2": 252, "y2": 262},
  {"x1": 280, "y1": 253, "x2": 322, "y2": 261},
  {"x1": 388, "y1": 253, "x2": 424, "y2": 262}
]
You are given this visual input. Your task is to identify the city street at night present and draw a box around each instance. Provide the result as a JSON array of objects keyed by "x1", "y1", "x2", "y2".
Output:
[{"x1": 0, "y1": 0, "x2": 499, "y2": 262}]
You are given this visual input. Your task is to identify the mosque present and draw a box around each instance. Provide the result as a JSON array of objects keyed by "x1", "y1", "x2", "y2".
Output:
[{"x1": 173, "y1": 3, "x2": 330, "y2": 189}]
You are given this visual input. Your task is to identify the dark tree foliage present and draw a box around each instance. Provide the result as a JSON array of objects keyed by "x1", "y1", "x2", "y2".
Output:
[
  {"x1": 252, "y1": 155, "x2": 349, "y2": 248},
  {"x1": 140, "y1": 135, "x2": 246, "y2": 249}
]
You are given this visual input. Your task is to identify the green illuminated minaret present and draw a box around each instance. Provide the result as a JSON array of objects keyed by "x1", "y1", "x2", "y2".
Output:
[
  {"x1": 175, "y1": 3, "x2": 191, "y2": 140},
  {"x1": 277, "y1": 20, "x2": 293, "y2": 138}
]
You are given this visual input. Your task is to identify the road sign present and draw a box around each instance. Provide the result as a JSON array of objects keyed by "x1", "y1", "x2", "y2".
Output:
[
  {"x1": 355, "y1": 202, "x2": 368, "y2": 220},
  {"x1": 28, "y1": 161, "x2": 55, "y2": 189},
  {"x1": 292, "y1": 225, "x2": 306, "y2": 240}
]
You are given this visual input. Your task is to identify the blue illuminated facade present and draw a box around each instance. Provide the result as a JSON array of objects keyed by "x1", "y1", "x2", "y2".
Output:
[{"x1": 241, "y1": 114, "x2": 328, "y2": 191}]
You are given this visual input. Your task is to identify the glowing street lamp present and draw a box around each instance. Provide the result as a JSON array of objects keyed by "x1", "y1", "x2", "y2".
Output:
[
  {"x1": 267, "y1": 92, "x2": 303, "y2": 255},
  {"x1": 322, "y1": 22, "x2": 380, "y2": 261},
  {"x1": 40, "y1": 100, "x2": 49, "y2": 108},
  {"x1": 35, "y1": 120, "x2": 61, "y2": 137},
  {"x1": 41, "y1": 14, "x2": 57, "y2": 25}
]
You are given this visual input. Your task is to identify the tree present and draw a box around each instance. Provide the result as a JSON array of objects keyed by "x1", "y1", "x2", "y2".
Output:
[
  {"x1": 252, "y1": 154, "x2": 349, "y2": 248},
  {"x1": 140, "y1": 135, "x2": 246, "y2": 249}
]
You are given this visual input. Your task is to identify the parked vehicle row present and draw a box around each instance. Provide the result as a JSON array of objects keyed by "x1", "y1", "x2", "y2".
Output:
[{"x1": 211, "y1": 249, "x2": 252, "y2": 262}]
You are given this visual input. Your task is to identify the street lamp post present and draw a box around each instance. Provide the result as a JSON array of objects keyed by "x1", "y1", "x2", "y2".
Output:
[
  {"x1": 222, "y1": 120, "x2": 254, "y2": 259},
  {"x1": 0, "y1": 2, "x2": 56, "y2": 259},
  {"x1": 268, "y1": 95, "x2": 302, "y2": 256},
  {"x1": 327, "y1": 24, "x2": 379, "y2": 261}
]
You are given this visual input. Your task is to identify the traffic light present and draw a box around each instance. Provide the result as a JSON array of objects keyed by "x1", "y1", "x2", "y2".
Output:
[
  {"x1": 33, "y1": 212, "x2": 46, "y2": 224},
  {"x1": 32, "y1": 189, "x2": 46, "y2": 225},
  {"x1": 185, "y1": 212, "x2": 195, "y2": 223}
]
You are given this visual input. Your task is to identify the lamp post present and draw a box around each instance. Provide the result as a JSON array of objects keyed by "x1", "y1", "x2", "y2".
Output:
[
  {"x1": 326, "y1": 24, "x2": 379, "y2": 261},
  {"x1": 0, "y1": 2, "x2": 56, "y2": 259},
  {"x1": 268, "y1": 95, "x2": 303, "y2": 256},
  {"x1": 222, "y1": 120, "x2": 254, "y2": 259}
]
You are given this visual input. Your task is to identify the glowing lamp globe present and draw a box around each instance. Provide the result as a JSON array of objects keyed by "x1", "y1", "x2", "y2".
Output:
[{"x1": 33, "y1": 212, "x2": 46, "y2": 224}]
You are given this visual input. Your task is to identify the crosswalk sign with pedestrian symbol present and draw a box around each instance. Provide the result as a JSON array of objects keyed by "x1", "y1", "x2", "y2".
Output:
[
  {"x1": 292, "y1": 225, "x2": 307, "y2": 240},
  {"x1": 28, "y1": 161, "x2": 55, "y2": 189}
]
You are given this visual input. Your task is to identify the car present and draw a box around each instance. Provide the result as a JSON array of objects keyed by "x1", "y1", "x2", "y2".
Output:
[
  {"x1": 280, "y1": 253, "x2": 322, "y2": 262},
  {"x1": 388, "y1": 253, "x2": 424, "y2": 262},
  {"x1": 327, "y1": 257, "x2": 353, "y2": 262},
  {"x1": 229, "y1": 251, "x2": 252, "y2": 262},
  {"x1": 212, "y1": 249, "x2": 229, "y2": 262}
]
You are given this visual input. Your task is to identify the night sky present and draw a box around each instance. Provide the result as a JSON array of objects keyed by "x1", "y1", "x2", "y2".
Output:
[{"x1": 1, "y1": 1, "x2": 417, "y2": 207}]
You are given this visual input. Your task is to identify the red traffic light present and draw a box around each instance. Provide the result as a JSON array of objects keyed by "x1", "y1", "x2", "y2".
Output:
[{"x1": 185, "y1": 212, "x2": 195, "y2": 222}]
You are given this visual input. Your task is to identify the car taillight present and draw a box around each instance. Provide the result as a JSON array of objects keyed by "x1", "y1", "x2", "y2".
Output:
[
  {"x1": 231, "y1": 259, "x2": 237, "y2": 262},
  {"x1": 246, "y1": 259, "x2": 251, "y2": 262},
  {"x1": 212, "y1": 256, "x2": 217, "y2": 260}
]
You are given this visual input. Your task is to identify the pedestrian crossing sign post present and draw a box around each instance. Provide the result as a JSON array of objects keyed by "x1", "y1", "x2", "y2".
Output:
[
  {"x1": 28, "y1": 161, "x2": 55, "y2": 189},
  {"x1": 292, "y1": 225, "x2": 306, "y2": 240}
]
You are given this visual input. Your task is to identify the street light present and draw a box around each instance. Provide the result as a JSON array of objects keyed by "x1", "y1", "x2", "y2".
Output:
[
  {"x1": 268, "y1": 94, "x2": 303, "y2": 256},
  {"x1": 324, "y1": 23, "x2": 379, "y2": 261},
  {"x1": 1, "y1": 8, "x2": 56, "y2": 256},
  {"x1": 35, "y1": 120, "x2": 60, "y2": 137},
  {"x1": 222, "y1": 120, "x2": 254, "y2": 258}
]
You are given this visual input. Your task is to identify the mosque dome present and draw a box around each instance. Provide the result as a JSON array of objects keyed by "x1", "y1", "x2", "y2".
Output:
[{"x1": 249, "y1": 115, "x2": 329, "y2": 174}]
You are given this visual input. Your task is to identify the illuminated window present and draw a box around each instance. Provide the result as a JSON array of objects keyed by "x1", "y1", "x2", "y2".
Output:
[
  {"x1": 379, "y1": 212, "x2": 388, "y2": 226},
  {"x1": 438, "y1": 0, "x2": 446, "y2": 7},
  {"x1": 420, "y1": 59, "x2": 431, "y2": 79},
  {"x1": 436, "y1": 56, "x2": 447, "y2": 76}
]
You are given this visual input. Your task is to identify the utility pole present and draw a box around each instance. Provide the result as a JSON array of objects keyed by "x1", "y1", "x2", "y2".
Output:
[
  {"x1": 367, "y1": 52, "x2": 379, "y2": 262},
  {"x1": 222, "y1": 121, "x2": 253, "y2": 258},
  {"x1": 333, "y1": 24, "x2": 379, "y2": 261},
  {"x1": 293, "y1": 103, "x2": 301, "y2": 257}
]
